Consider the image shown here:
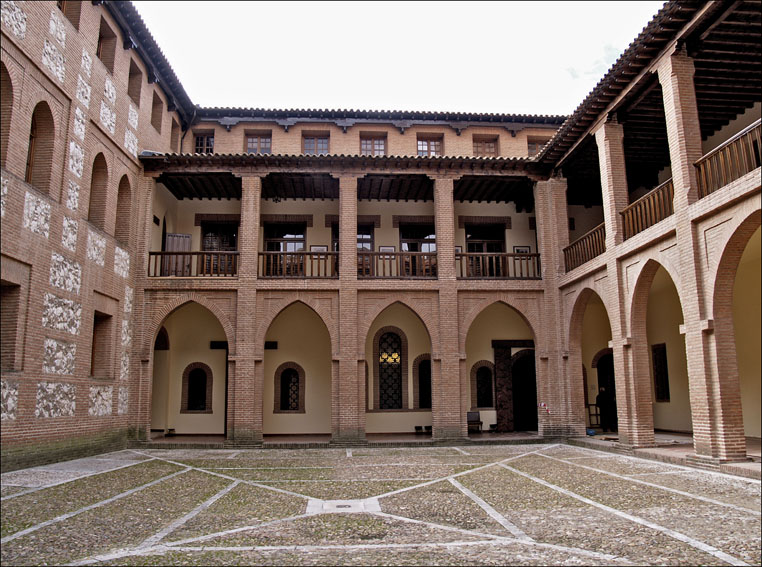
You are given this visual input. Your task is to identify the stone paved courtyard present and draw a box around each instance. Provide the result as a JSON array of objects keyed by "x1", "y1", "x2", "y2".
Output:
[{"x1": 1, "y1": 443, "x2": 760, "y2": 566}]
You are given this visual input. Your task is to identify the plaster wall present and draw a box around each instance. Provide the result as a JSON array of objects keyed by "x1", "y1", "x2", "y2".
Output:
[
  {"x1": 580, "y1": 294, "x2": 612, "y2": 406},
  {"x1": 734, "y1": 227, "x2": 761, "y2": 438},
  {"x1": 568, "y1": 205, "x2": 605, "y2": 241},
  {"x1": 263, "y1": 302, "x2": 332, "y2": 434},
  {"x1": 647, "y1": 267, "x2": 692, "y2": 433}
]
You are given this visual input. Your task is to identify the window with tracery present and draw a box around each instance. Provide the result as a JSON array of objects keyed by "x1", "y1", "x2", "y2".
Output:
[
  {"x1": 273, "y1": 362, "x2": 305, "y2": 413},
  {"x1": 379, "y1": 332, "x2": 403, "y2": 409}
]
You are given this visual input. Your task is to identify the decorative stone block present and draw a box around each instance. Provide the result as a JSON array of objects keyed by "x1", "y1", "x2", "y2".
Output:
[
  {"x1": 1, "y1": 379, "x2": 19, "y2": 421},
  {"x1": 66, "y1": 180, "x2": 79, "y2": 211},
  {"x1": 23, "y1": 191, "x2": 51, "y2": 238},
  {"x1": 35, "y1": 381, "x2": 76, "y2": 418},
  {"x1": 81, "y1": 48, "x2": 92, "y2": 78},
  {"x1": 76, "y1": 75, "x2": 91, "y2": 108},
  {"x1": 123, "y1": 286, "x2": 133, "y2": 314},
  {"x1": 128, "y1": 104, "x2": 138, "y2": 129},
  {"x1": 68, "y1": 141, "x2": 84, "y2": 178},
  {"x1": 62, "y1": 216, "x2": 78, "y2": 251},
  {"x1": 49, "y1": 252, "x2": 81, "y2": 294},
  {"x1": 1, "y1": 0, "x2": 27, "y2": 39},
  {"x1": 73, "y1": 107, "x2": 86, "y2": 140},
  {"x1": 99, "y1": 100, "x2": 115, "y2": 135},
  {"x1": 121, "y1": 319, "x2": 132, "y2": 348},
  {"x1": 87, "y1": 229, "x2": 106, "y2": 266},
  {"x1": 48, "y1": 10, "x2": 65, "y2": 47},
  {"x1": 42, "y1": 39, "x2": 65, "y2": 83},
  {"x1": 1, "y1": 175, "x2": 8, "y2": 218},
  {"x1": 42, "y1": 293, "x2": 81, "y2": 335},
  {"x1": 89, "y1": 386, "x2": 113, "y2": 417},
  {"x1": 118, "y1": 386, "x2": 128, "y2": 415},
  {"x1": 43, "y1": 338, "x2": 76, "y2": 375},
  {"x1": 124, "y1": 129, "x2": 138, "y2": 158},
  {"x1": 120, "y1": 351, "x2": 130, "y2": 381},
  {"x1": 103, "y1": 77, "x2": 116, "y2": 105},
  {"x1": 114, "y1": 246, "x2": 129, "y2": 278}
]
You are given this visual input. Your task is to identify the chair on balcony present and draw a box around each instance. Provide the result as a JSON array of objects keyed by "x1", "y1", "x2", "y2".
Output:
[{"x1": 467, "y1": 411, "x2": 483, "y2": 434}]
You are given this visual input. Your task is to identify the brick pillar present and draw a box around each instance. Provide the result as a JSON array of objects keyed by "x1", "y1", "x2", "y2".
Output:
[
  {"x1": 594, "y1": 120, "x2": 629, "y2": 249},
  {"x1": 334, "y1": 175, "x2": 364, "y2": 443},
  {"x1": 535, "y1": 177, "x2": 584, "y2": 437},
  {"x1": 432, "y1": 177, "x2": 463, "y2": 440},
  {"x1": 231, "y1": 176, "x2": 261, "y2": 444},
  {"x1": 657, "y1": 50, "x2": 745, "y2": 462}
]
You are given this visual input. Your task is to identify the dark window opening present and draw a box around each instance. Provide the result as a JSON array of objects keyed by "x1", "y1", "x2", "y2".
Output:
[
  {"x1": 187, "y1": 368, "x2": 207, "y2": 411},
  {"x1": 151, "y1": 91, "x2": 163, "y2": 132},
  {"x1": 96, "y1": 17, "x2": 117, "y2": 74},
  {"x1": 476, "y1": 366, "x2": 494, "y2": 408},
  {"x1": 418, "y1": 359, "x2": 432, "y2": 409},
  {"x1": 90, "y1": 310, "x2": 113, "y2": 378},
  {"x1": 652, "y1": 343, "x2": 670, "y2": 402},
  {"x1": 127, "y1": 59, "x2": 142, "y2": 106},
  {"x1": 279, "y1": 368, "x2": 300, "y2": 411},
  {"x1": 1, "y1": 281, "x2": 21, "y2": 371}
]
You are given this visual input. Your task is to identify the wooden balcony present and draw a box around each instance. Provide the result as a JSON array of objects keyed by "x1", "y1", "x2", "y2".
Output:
[
  {"x1": 563, "y1": 223, "x2": 606, "y2": 272},
  {"x1": 621, "y1": 178, "x2": 674, "y2": 240},
  {"x1": 455, "y1": 253, "x2": 541, "y2": 279},
  {"x1": 258, "y1": 251, "x2": 338, "y2": 278},
  {"x1": 696, "y1": 119, "x2": 761, "y2": 199},
  {"x1": 357, "y1": 251, "x2": 437, "y2": 279},
  {"x1": 148, "y1": 251, "x2": 239, "y2": 277}
]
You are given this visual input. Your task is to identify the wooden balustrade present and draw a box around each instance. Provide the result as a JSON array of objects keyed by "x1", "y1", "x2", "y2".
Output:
[
  {"x1": 357, "y1": 251, "x2": 437, "y2": 278},
  {"x1": 563, "y1": 223, "x2": 606, "y2": 272},
  {"x1": 621, "y1": 178, "x2": 674, "y2": 240},
  {"x1": 148, "y1": 251, "x2": 239, "y2": 277},
  {"x1": 258, "y1": 251, "x2": 338, "y2": 278},
  {"x1": 696, "y1": 119, "x2": 761, "y2": 198},
  {"x1": 455, "y1": 253, "x2": 541, "y2": 279}
]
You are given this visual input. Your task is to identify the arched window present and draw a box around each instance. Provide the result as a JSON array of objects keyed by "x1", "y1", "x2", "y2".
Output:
[
  {"x1": 470, "y1": 360, "x2": 495, "y2": 409},
  {"x1": 1, "y1": 63, "x2": 12, "y2": 169},
  {"x1": 88, "y1": 154, "x2": 109, "y2": 231},
  {"x1": 181, "y1": 362, "x2": 213, "y2": 413},
  {"x1": 24, "y1": 102, "x2": 55, "y2": 194},
  {"x1": 414, "y1": 354, "x2": 432, "y2": 409},
  {"x1": 114, "y1": 175, "x2": 131, "y2": 244},
  {"x1": 273, "y1": 362, "x2": 305, "y2": 413},
  {"x1": 379, "y1": 331, "x2": 403, "y2": 409}
]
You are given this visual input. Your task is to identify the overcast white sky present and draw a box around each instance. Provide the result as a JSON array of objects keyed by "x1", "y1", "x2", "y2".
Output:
[{"x1": 132, "y1": 1, "x2": 664, "y2": 116}]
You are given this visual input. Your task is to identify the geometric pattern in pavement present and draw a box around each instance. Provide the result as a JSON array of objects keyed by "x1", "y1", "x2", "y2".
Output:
[{"x1": 1, "y1": 444, "x2": 759, "y2": 566}]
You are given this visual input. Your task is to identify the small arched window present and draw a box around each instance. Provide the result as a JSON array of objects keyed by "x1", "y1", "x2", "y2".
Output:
[
  {"x1": 476, "y1": 366, "x2": 494, "y2": 408},
  {"x1": 379, "y1": 332, "x2": 403, "y2": 409},
  {"x1": 273, "y1": 362, "x2": 305, "y2": 413},
  {"x1": 414, "y1": 355, "x2": 432, "y2": 409},
  {"x1": 114, "y1": 175, "x2": 131, "y2": 244},
  {"x1": 88, "y1": 153, "x2": 109, "y2": 231},
  {"x1": 181, "y1": 362, "x2": 213, "y2": 413},
  {"x1": 25, "y1": 102, "x2": 55, "y2": 194}
]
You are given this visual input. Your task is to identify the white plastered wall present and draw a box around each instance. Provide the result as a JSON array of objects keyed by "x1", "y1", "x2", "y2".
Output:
[
  {"x1": 465, "y1": 302, "x2": 534, "y2": 429},
  {"x1": 647, "y1": 267, "x2": 692, "y2": 433},
  {"x1": 151, "y1": 302, "x2": 228, "y2": 434},
  {"x1": 263, "y1": 302, "x2": 332, "y2": 435},
  {"x1": 365, "y1": 303, "x2": 432, "y2": 433},
  {"x1": 734, "y1": 227, "x2": 761, "y2": 438}
]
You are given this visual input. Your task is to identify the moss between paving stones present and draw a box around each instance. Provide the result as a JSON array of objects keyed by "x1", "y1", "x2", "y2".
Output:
[
  {"x1": 253, "y1": 480, "x2": 423, "y2": 500},
  {"x1": 631, "y1": 470, "x2": 761, "y2": 511},
  {"x1": 0, "y1": 470, "x2": 229, "y2": 566},
  {"x1": 0, "y1": 485, "x2": 28, "y2": 497},
  {"x1": 166, "y1": 482, "x2": 307, "y2": 542},
  {"x1": 460, "y1": 467, "x2": 726, "y2": 565},
  {"x1": 204, "y1": 513, "x2": 486, "y2": 548},
  {"x1": 0, "y1": 460, "x2": 181, "y2": 538},
  {"x1": 379, "y1": 479, "x2": 507, "y2": 535}
]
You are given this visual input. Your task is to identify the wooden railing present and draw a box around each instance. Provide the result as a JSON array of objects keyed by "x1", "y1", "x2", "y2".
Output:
[
  {"x1": 695, "y1": 119, "x2": 761, "y2": 199},
  {"x1": 357, "y1": 251, "x2": 437, "y2": 278},
  {"x1": 148, "y1": 251, "x2": 239, "y2": 277},
  {"x1": 258, "y1": 251, "x2": 338, "y2": 278},
  {"x1": 621, "y1": 178, "x2": 674, "y2": 240},
  {"x1": 455, "y1": 253, "x2": 541, "y2": 279},
  {"x1": 563, "y1": 223, "x2": 606, "y2": 272}
]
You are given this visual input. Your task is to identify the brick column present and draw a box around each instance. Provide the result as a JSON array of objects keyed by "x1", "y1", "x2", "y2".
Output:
[
  {"x1": 535, "y1": 177, "x2": 585, "y2": 437},
  {"x1": 594, "y1": 120, "x2": 629, "y2": 248},
  {"x1": 333, "y1": 175, "x2": 364, "y2": 443},
  {"x1": 432, "y1": 177, "x2": 463, "y2": 440},
  {"x1": 230, "y1": 176, "x2": 261, "y2": 444}
]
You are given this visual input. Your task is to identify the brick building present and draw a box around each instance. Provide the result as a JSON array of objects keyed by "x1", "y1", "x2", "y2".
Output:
[{"x1": 1, "y1": 1, "x2": 759, "y2": 471}]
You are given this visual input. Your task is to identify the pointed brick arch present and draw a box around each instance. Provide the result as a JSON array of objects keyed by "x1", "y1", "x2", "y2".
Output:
[
  {"x1": 256, "y1": 298, "x2": 336, "y2": 357},
  {"x1": 460, "y1": 299, "x2": 537, "y2": 354},
  {"x1": 147, "y1": 295, "x2": 235, "y2": 356},
  {"x1": 359, "y1": 299, "x2": 434, "y2": 357}
]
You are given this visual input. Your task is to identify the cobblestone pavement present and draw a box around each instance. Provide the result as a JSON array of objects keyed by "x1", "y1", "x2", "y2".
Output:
[{"x1": 1, "y1": 444, "x2": 760, "y2": 566}]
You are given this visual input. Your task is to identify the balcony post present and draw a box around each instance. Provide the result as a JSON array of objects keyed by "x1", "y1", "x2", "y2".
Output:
[
  {"x1": 656, "y1": 46, "x2": 703, "y2": 207},
  {"x1": 230, "y1": 175, "x2": 262, "y2": 444},
  {"x1": 333, "y1": 175, "x2": 364, "y2": 443},
  {"x1": 535, "y1": 176, "x2": 585, "y2": 437},
  {"x1": 594, "y1": 119, "x2": 629, "y2": 248}
]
